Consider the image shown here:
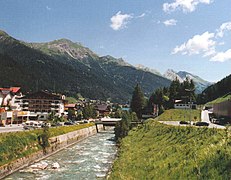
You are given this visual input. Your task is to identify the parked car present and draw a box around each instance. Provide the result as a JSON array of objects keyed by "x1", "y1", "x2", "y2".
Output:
[
  {"x1": 64, "y1": 121, "x2": 74, "y2": 125},
  {"x1": 179, "y1": 121, "x2": 189, "y2": 125},
  {"x1": 23, "y1": 121, "x2": 42, "y2": 130},
  {"x1": 194, "y1": 122, "x2": 209, "y2": 126}
]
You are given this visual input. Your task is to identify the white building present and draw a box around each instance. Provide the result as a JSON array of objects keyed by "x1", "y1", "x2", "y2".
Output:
[
  {"x1": 0, "y1": 87, "x2": 23, "y2": 111},
  {"x1": 20, "y1": 91, "x2": 66, "y2": 117}
]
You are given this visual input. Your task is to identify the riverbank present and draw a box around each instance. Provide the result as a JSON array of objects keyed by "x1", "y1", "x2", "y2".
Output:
[
  {"x1": 0, "y1": 124, "x2": 103, "y2": 179},
  {"x1": 109, "y1": 120, "x2": 231, "y2": 179},
  {"x1": 5, "y1": 128, "x2": 116, "y2": 179}
]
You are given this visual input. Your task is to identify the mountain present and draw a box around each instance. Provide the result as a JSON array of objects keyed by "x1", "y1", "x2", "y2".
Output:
[
  {"x1": 198, "y1": 74, "x2": 231, "y2": 104},
  {"x1": 163, "y1": 69, "x2": 183, "y2": 82},
  {"x1": 135, "y1": 64, "x2": 161, "y2": 76},
  {"x1": 29, "y1": 39, "x2": 171, "y2": 99},
  {"x1": 0, "y1": 30, "x2": 171, "y2": 102},
  {"x1": 163, "y1": 69, "x2": 213, "y2": 93}
]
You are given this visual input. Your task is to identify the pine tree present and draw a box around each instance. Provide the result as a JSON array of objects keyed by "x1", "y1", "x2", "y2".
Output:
[
  {"x1": 83, "y1": 104, "x2": 97, "y2": 119},
  {"x1": 130, "y1": 84, "x2": 145, "y2": 119},
  {"x1": 169, "y1": 78, "x2": 181, "y2": 108}
]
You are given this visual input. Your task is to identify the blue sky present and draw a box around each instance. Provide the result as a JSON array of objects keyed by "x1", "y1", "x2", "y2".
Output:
[{"x1": 0, "y1": 0, "x2": 230, "y2": 82}]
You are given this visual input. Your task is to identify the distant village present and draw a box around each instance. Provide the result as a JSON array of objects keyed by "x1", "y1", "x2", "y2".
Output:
[{"x1": 0, "y1": 87, "x2": 129, "y2": 126}]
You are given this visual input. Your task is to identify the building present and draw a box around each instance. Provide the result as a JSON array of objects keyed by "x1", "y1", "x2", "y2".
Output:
[
  {"x1": 96, "y1": 104, "x2": 111, "y2": 117},
  {"x1": 213, "y1": 99, "x2": 231, "y2": 119},
  {"x1": 21, "y1": 91, "x2": 66, "y2": 116},
  {"x1": 174, "y1": 103, "x2": 197, "y2": 109},
  {"x1": 174, "y1": 103, "x2": 191, "y2": 109},
  {"x1": 0, "y1": 87, "x2": 23, "y2": 111}
]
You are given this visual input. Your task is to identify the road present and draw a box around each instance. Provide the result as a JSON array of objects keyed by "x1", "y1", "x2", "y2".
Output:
[
  {"x1": 159, "y1": 110, "x2": 226, "y2": 129},
  {"x1": 201, "y1": 110, "x2": 226, "y2": 129},
  {"x1": 0, "y1": 124, "x2": 24, "y2": 133}
]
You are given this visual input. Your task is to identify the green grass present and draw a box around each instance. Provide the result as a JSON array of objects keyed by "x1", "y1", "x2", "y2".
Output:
[
  {"x1": 109, "y1": 121, "x2": 231, "y2": 180},
  {"x1": 65, "y1": 96, "x2": 78, "y2": 104},
  {"x1": 0, "y1": 123, "x2": 94, "y2": 166},
  {"x1": 48, "y1": 123, "x2": 93, "y2": 137},
  {"x1": 155, "y1": 109, "x2": 201, "y2": 122},
  {"x1": 206, "y1": 94, "x2": 231, "y2": 105}
]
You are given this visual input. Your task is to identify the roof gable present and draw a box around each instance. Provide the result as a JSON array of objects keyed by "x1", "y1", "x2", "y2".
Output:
[{"x1": 22, "y1": 91, "x2": 62, "y2": 100}]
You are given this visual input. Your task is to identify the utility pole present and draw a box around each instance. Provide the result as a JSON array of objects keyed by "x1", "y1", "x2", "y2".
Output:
[{"x1": 185, "y1": 88, "x2": 195, "y2": 125}]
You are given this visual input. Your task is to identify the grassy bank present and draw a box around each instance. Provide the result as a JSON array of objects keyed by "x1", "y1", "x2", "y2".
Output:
[
  {"x1": 110, "y1": 121, "x2": 231, "y2": 179},
  {"x1": 206, "y1": 93, "x2": 231, "y2": 105},
  {"x1": 0, "y1": 123, "x2": 93, "y2": 166},
  {"x1": 155, "y1": 109, "x2": 201, "y2": 122}
]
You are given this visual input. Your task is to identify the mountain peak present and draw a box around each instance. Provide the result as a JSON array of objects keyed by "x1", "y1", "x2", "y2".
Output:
[
  {"x1": 29, "y1": 38, "x2": 97, "y2": 60},
  {"x1": 100, "y1": 55, "x2": 131, "y2": 67},
  {"x1": 49, "y1": 38, "x2": 83, "y2": 47},
  {"x1": 164, "y1": 69, "x2": 183, "y2": 82},
  {"x1": 0, "y1": 30, "x2": 9, "y2": 37},
  {"x1": 164, "y1": 69, "x2": 213, "y2": 93},
  {"x1": 135, "y1": 64, "x2": 161, "y2": 76}
]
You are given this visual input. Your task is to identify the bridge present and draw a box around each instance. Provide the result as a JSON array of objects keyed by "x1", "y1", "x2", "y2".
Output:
[{"x1": 95, "y1": 117, "x2": 122, "y2": 132}]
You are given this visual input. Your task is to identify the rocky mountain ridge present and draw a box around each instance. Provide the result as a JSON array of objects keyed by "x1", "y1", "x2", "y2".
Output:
[
  {"x1": 0, "y1": 30, "x2": 171, "y2": 102},
  {"x1": 163, "y1": 69, "x2": 213, "y2": 93}
]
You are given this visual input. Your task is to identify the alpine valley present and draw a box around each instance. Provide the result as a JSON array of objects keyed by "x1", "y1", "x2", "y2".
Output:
[{"x1": 0, "y1": 30, "x2": 212, "y2": 102}]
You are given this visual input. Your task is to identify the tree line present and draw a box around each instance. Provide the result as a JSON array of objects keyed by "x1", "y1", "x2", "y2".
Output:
[
  {"x1": 197, "y1": 74, "x2": 231, "y2": 104},
  {"x1": 130, "y1": 78, "x2": 196, "y2": 117},
  {"x1": 115, "y1": 78, "x2": 196, "y2": 141}
]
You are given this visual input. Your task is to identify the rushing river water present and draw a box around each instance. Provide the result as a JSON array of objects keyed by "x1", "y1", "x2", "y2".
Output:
[{"x1": 5, "y1": 129, "x2": 117, "y2": 180}]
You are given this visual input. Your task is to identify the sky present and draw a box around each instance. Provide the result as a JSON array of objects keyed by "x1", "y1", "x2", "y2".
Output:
[{"x1": 0, "y1": 0, "x2": 230, "y2": 82}]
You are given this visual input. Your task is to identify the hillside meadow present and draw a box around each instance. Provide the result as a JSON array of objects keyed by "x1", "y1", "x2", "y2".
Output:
[
  {"x1": 155, "y1": 109, "x2": 201, "y2": 122},
  {"x1": 109, "y1": 121, "x2": 231, "y2": 180}
]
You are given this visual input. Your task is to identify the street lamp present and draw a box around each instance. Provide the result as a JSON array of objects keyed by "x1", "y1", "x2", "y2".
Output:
[{"x1": 185, "y1": 88, "x2": 195, "y2": 125}]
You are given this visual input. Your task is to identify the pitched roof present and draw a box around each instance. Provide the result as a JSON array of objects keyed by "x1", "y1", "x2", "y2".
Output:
[
  {"x1": 96, "y1": 104, "x2": 109, "y2": 111},
  {"x1": 22, "y1": 91, "x2": 63, "y2": 100},
  {"x1": 0, "y1": 87, "x2": 21, "y2": 94},
  {"x1": 10, "y1": 87, "x2": 21, "y2": 93},
  {"x1": 65, "y1": 104, "x2": 76, "y2": 108}
]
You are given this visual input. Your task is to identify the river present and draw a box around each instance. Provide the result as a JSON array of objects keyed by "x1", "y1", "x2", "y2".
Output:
[{"x1": 5, "y1": 128, "x2": 117, "y2": 180}]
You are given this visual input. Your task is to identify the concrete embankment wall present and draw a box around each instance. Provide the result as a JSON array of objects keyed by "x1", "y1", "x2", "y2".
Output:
[{"x1": 0, "y1": 125, "x2": 103, "y2": 179}]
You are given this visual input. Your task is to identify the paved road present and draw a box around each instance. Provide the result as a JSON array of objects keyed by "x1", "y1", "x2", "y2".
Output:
[
  {"x1": 159, "y1": 120, "x2": 226, "y2": 129},
  {"x1": 159, "y1": 121, "x2": 189, "y2": 126},
  {"x1": 159, "y1": 110, "x2": 226, "y2": 129},
  {"x1": 0, "y1": 124, "x2": 24, "y2": 133},
  {"x1": 201, "y1": 110, "x2": 226, "y2": 129}
]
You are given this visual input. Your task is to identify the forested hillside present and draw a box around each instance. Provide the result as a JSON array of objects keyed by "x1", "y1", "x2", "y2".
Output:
[
  {"x1": 197, "y1": 74, "x2": 231, "y2": 104},
  {"x1": 0, "y1": 30, "x2": 171, "y2": 102}
]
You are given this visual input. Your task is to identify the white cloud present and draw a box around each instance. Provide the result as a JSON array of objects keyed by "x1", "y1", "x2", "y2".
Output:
[
  {"x1": 163, "y1": 0, "x2": 212, "y2": 13},
  {"x1": 156, "y1": 20, "x2": 161, "y2": 24},
  {"x1": 172, "y1": 21, "x2": 231, "y2": 63},
  {"x1": 137, "y1": 13, "x2": 146, "y2": 18},
  {"x1": 218, "y1": 42, "x2": 225, "y2": 46},
  {"x1": 216, "y1": 22, "x2": 231, "y2": 38},
  {"x1": 211, "y1": 49, "x2": 231, "y2": 62},
  {"x1": 110, "y1": 11, "x2": 133, "y2": 31},
  {"x1": 172, "y1": 31, "x2": 216, "y2": 55},
  {"x1": 163, "y1": 19, "x2": 177, "y2": 26},
  {"x1": 99, "y1": 45, "x2": 104, "y2": 49},
  {"x1": 46, "y1": 6, "x2": 51, "y2": 11}
]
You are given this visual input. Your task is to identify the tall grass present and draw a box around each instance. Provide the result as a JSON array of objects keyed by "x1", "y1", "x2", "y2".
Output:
[
  {"x1": 155, "y1": 109, "x2": 201, "y2": 122},
  {"x1": 110, "y1": 121, "x2": 231, "y2": 180}
]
